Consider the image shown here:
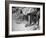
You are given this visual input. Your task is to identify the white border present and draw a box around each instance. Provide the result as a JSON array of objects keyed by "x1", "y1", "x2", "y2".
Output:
[{"x1": 9, "y1": 4, "x2": 43, "y2": 35}]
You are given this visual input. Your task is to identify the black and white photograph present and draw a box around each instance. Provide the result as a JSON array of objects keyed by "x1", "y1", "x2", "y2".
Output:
[
  {"x1": 12, "y1": 7, "x2": 40, "y2": 31},
  {"x1": 5, "y1": 1, "x2": 45, "y2": 37}
]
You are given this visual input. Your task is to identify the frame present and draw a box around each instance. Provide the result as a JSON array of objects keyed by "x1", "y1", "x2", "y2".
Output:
[{"x1": 5, "y1": 1, "x2": 45, "y2": 37}]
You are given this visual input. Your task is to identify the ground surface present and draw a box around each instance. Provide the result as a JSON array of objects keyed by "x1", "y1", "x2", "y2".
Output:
[{"x1": 12, "y1": 13, "x2": 39, "y2": 31}]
